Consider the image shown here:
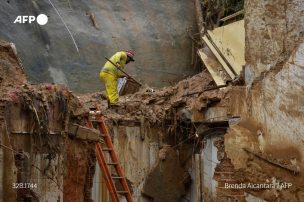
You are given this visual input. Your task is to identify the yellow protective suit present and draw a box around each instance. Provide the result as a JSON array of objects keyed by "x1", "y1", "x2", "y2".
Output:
[{"x1": 100, "y1": 51, "x2": 128, "y2": 104}]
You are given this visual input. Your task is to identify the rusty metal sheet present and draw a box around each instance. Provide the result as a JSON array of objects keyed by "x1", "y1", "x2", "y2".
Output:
[{"x1": 207, "y1": 20, "x2": 245, "y2": 75}]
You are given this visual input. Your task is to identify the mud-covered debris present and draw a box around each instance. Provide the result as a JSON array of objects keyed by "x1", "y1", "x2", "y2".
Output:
[{"x1": 79, "y1": 71, "x2": 229, "y2": 126}]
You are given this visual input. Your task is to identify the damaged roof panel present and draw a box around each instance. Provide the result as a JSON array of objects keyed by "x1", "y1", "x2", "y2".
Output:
[
  {"x1": 207, "y1": 20, "x2": 245, "y2": 75},
  {"x1": 202, "y1": 35, "x2": 236, "y2": 80},
  {"x1": 197, "y1": 48, "x2": 227, "y2": 86}
]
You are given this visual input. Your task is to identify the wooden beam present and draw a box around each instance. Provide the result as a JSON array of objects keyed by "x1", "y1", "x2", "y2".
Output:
[
  {"x1": 195, "y1": 154, "x2": 202, "y2": 202},
  {"x1": 220, "y1": 10, "x2": 244, "y2": 22},
  {"x1": 207, "y1": 20, "x2": 245, "y2": 75},
  {"x1": 198, "y1": 48, "x2": 228, "y2": 86},
  {"x1": 68, "y1": 123, "x2": 100, "y2": 141},
  {"x1": 202, "y1": 36, "x2": 236, "y2": 79}
]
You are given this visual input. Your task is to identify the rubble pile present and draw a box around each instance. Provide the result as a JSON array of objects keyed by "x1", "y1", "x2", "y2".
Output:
[{"x1": 80, "y1": 70, "x2": 230, "y2": 127}]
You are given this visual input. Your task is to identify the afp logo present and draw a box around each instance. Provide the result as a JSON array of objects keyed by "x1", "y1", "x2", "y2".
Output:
[{"x1": 14, "y1": 14, "x2": 48, "y2": 25}]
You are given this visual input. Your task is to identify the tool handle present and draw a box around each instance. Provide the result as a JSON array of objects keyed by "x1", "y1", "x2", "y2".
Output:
[{"x1": 105, "y1": 57, "x2": 142, "y2": 86}]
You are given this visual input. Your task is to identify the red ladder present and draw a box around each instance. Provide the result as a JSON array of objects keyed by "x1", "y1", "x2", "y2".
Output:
[{"x1": 88, "y1": 110, "x2": 133, "y2": 202}]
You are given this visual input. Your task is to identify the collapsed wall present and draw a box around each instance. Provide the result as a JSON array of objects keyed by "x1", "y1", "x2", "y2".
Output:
[
  {"x1": 200, "y1": 0, "x2": 304, "y2": 201},
  {"x1": 0, "y1": 40, "x2": 98, "y2": 202},
  {"x1": 82, "y1": 1, "x2": 304, "y2": 201},
  {"x1": 80, "y1": 70, "x2": 232, "y2": 201},
  {"x1": 1, "y1": 1, "x2": 303, "y2": 201},
  {"x1": 223, "y1": 0, "x2": 304, "y2": 200}
]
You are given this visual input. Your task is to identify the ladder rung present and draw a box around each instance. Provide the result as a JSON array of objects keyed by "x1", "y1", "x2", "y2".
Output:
[
  {"x1": 107, "y1": 162, "x2": 118, "y2": 166},
  {"x1": 117, "y1": 191, "x2": 129, "y2": 194},
  {"x1": 102, "y1": 148, "x2": 113, "y2": 151},
  {"x1": 87, "y1": 114, "x2": 133, "y2": 201},
  {"x1": 112, "y1": 176, "x2": 123, "y2": 179}
]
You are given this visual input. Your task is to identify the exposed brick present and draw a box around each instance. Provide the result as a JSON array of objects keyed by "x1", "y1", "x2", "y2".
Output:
[{"x1": 213, "y1": 137, "x2": 246, "y2": 202}]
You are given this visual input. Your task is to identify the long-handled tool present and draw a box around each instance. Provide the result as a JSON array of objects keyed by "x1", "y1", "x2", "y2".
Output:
[{"x1": 105, "y1": 57, "x2": 142, "y2": 86}]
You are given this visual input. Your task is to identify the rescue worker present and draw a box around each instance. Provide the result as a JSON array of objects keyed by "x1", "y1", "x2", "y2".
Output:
[{"x1": 100, "y1": 50, "x2": 135, "y2": 107}]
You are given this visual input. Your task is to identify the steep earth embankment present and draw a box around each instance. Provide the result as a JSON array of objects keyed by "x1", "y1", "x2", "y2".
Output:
[{"x1": 0, "y1": 0, "x2": 198, "y2": 93}]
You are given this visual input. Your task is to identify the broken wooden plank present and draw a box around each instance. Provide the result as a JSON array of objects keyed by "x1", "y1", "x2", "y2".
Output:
[
  {"x1": 68, "y1": 123, "x2": 100, "y2": 141},
  {"x1": 198, "y1": 48, "x2": 229, "y2": 86},
  {"x1": 195, "y1": 154, "x2": 202, "y2": 202},
  {"x1": 220, "y1": 10, "x2": 244, "y2": 22},
  {"x1": 207, "y1": 20, "x2": 245, "y2": 75},
  {"x1": 202, "y1": 36, "x2": 236, "y2": 79}
]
